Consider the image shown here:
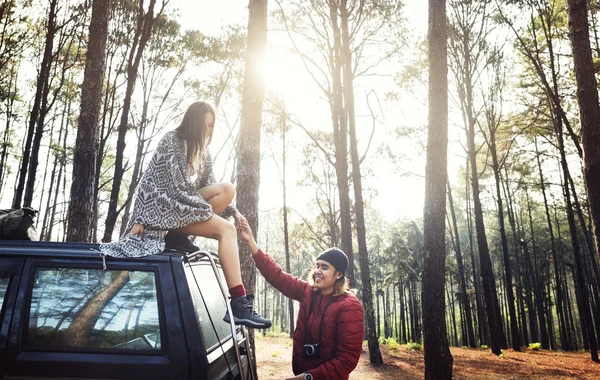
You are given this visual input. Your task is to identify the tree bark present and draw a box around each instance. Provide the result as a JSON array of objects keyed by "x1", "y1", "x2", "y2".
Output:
[
  {"x1": 338, "y1": 0, "x2": 381, "y2": 364},
  {"x1": 422, "y1": 0, "x2": 453, "y2": 377},
  {"x1": 567, "y1": 0, "x2": 600, "y2": 321},
  {"x1": 279, "y1": 102, "x2": 295, "y2": 339},
  {"x1": 447, "y1": 182, "x2": 476, "y2": 347},
  {"x1": 488, "y1": 120, "x2": 521, "y2": 351},
  {"x1": 67, "y1": 0, "x2": 110, "y2": 242},
  {"x1": 236, "y1": 0, "x2": 268, "y2": 374},
  {"x1": 0, "y1": 66, "x2": 18, "y2": 188},
  {"x1": 103, "y1": 0, "x2": 159, "y2": 242},
  {"x1": 326, "y1": 0, "x2": 354, "y2": 285},
  {"x1": 534, "y1": 137, "x2": 570, "y2": 350},
  {"x1": 557, "y1": 126, "x2": 599, "y2": 361},
  {"x1": 13, "y1": 0, "x2": 58, "y2": 208},
  {"x1": 63, "y1": 271, "x2": 130, "y2": 346}
]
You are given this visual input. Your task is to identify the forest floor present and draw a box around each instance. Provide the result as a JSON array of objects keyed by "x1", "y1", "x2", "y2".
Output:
[{"x1": 255, "y1": 334, "x2": 600, "y2": 379}]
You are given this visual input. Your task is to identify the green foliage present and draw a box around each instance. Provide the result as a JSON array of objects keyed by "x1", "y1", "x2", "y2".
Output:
[
  {"x1": 528, "y1": 342, "x2": 542, "y2": 351},
  {"x1": 379, "y1": 337, "x2": 400, "y2": 351},
  {"x1": 406, "y1": 341, "x2": 422, "y2": 351},
  {"x1": 481, "y1": 345, "x2": 488, "y2": 349}
]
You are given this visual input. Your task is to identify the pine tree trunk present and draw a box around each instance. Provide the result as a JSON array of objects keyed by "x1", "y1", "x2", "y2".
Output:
[
  {"x1": 489, "y1": 132, "x2": 521, "y2": 351},
  {"x1": 103, "y1": 0, "x2": 158, "y2": 242},
  {"x1": 566, "y1": 0, "x2": 600, "y2": 279},
  {"x1": 466, "y1": 159, "x2": 487, "y2": 346},
  {"x1": 557, "y1": 126, "x2": 599, "y2": 361},
  {"x1": 13, "y1": 0, "x2": 58, "y2": 208},
  {"x1": 40, "y1": 103, "x2": 66, "y2": 240},
  {"x1": 327, "y1": 0, "x2": 354, "y2": 285},
  {"x1": 447, "y1": 182, "x2": 476, "y2": 347},
  {"x1": 535, "y1": 137, "x2": 570, "y2": 350},
  {"x1": 501, "y1": 166, "x2": 529, "y2": 346},
  {"x1": 0, "y1": 69, "x2": 18, "y2": 189},
  {"x1": 236, "y1": 0, "x2": 268, "y2": 373},
  {"x1": 67, "y1": 0, "x2": 110, "y2": 242},
  {"x1": 338, "y1": 0, "x2": 381, "y2": 363},
  {"x1": 525, "y1": 191, "x2": 550, "y2": 349},
  {"x1": 422, "y1": 0, "x2": 453, "y2": 377},
  {"x1": 448, "y1": 274, "x2": 458, "y2": 346},
  {"x1": 400, "y1": 276, "x2": 407, "y2": 343},
  {"x1": 279, "y1": 102, "x2": 294, "y2": 338},
  {"x1": 46, "y1": 117, "x2": 69, "y2": 241},
  {"x1": 467, "y1": 102, "x2": 504, "y2": 355},
  {"x1": 63, "y1": 271, "x2": 130, "y2": 346}
]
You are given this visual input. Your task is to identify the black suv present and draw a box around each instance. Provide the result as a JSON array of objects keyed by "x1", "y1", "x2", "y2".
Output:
[{"x1": 0, "y1": 241, "x2": 251, "y2": 379}]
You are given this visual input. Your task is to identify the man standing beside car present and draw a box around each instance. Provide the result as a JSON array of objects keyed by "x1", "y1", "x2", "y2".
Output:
[{"x1": 237, "y1": 220, "x2": 364, "y2": 380}]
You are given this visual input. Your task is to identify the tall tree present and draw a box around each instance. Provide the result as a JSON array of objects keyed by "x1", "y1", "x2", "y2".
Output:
[
  {"x1": 12, "y1": 0, "x2": 59, "y2": 208},
  {"x1": 447, "y1": 181, "x2": 476, "y2": 348},
  {"x1": 236, "y1": 0, "x2": 268, "y2": 373},
  {"x1": 449, "y1": 0, "x2": 505, "y2": 355},
  {"x1": 339, "y1": 0, "x2": 382, "y2": 363},
  {"x1": 565, "y1": 0, "x2": 600, "y2": 361},
  {"x1": 566, "y1": 0, "x2": 600, "y2": 278},
  {"x1": 66, "y1": 0, "x2": 110, "y2": 242},
  {"x1": 276, "y1": 0, "x2": 399, "y2": 285},
  {"x1": 102, "y1": 0, "x2": 164, "y2": 242},
  {"x1": 21, "y1": 3, "x2": 85, "y2": 209},
  {"x1": 480, "y1": 55, "x2": 521, "y2": 351},
  {"x1": 422, "y1": 0, "x2": 453, "y2": 378}
]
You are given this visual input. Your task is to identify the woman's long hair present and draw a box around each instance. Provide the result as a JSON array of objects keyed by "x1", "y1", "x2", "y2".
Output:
[
  {"x1": 308, "y1": 265, "x2": 351, "y2": 296},
  {"x1": 175, "y1": 101, "x2": 215, "y2": 169}
]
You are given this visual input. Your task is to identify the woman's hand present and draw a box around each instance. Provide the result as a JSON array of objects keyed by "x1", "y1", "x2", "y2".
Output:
[
  {"x1": 233, "y1": 211, "x2": 247, "y2": 226},
  {"x1": 130, "y1": 223, "x2": 145, "y2": 238}
]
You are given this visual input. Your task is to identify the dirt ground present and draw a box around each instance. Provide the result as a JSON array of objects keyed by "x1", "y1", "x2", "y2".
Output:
[{"x1": 255, "y1": 335, "x2": 600, "y2": 379}]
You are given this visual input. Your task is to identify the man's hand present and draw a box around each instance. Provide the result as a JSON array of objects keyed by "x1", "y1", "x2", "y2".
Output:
[
  {"x1": 130, "y1": 223, "x2": 145, "y2": 238},
  {"x1": 237, "y1": 220, "x2": 253, "y2": 244},
  {"x1": 284, "y1": 375, "x2": 304, "y2": 380},
  {"x1": 237, "y1": 220, "x2": 259, "y2": 255}
]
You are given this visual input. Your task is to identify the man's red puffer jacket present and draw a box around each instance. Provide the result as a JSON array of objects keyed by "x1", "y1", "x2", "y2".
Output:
[{"x1": 253, "y1": 249, "x2": 364, "y2": 380}]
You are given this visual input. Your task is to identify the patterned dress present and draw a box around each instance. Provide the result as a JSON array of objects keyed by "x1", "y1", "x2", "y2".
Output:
[{"x1": 99, "y1": 131, "x2": 236, "y2": 258}]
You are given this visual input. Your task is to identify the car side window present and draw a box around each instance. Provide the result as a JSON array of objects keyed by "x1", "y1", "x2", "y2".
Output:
[
  {"x1": 0, "y1": 273, "x2": 10, "y2": 312},
  {"x1": 184, "y1": 262, "x2": 232, "y2": 353},
  {"x1": 27, "y1": 267, "x2": 161, "y2": 351}
]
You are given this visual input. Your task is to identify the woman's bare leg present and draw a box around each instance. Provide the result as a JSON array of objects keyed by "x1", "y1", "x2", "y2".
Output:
[
  {"x1": 178, "y1": 190, "x2": 271, "y2": 328},
  {"x1": 199, "y1": 183, "x2": 235, "y2": 214},
  {"x1": 176, "y1": 215, "x2": 242, "y2": 288}
]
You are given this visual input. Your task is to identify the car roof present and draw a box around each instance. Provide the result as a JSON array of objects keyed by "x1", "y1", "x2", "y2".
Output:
[{"x1": 0, "y1": 240, "x2": 182, "y2": 262}]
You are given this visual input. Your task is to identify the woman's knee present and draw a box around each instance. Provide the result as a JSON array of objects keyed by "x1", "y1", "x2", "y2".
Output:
[
  {"x1": 221, "y1": 182, "x2": 235, "y2": 203},
  {"x1": 216, "y1": 219, "x2": 237, "y2": 240}
]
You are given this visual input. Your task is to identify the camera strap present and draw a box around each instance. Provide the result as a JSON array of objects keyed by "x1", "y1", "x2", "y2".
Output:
[{"x1": 303, "y1": 292, "x2": 335, "y2": 346}]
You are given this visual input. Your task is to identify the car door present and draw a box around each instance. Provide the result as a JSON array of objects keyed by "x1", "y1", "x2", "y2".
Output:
[
  {"x1": 181, "y1": 253, "x2": 249, "y2": 380},
  {"x1": 2, "y1": 255, "x2": 189, "y2": 380},
  {"x1": 0, "y1": 256, "x2": 25, "y2": 380}
]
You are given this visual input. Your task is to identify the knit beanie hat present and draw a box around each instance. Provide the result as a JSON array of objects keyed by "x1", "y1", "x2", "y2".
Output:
[{"x1": 317, "y1": 247, "x2": 349, "y2": 275}]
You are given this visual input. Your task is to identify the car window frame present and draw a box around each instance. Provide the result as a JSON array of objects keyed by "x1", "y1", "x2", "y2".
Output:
[
  {"x1": 0, "y1": 272, "x2": 11, "y2": 319},
  {"x1": 183, "y1": 259, "x2": 237, "y2": 357}
]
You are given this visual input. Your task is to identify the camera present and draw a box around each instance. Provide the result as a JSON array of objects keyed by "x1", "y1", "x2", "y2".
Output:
[{"x1": 303, "y1": 343, "x2": 320, "y2": 357}]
